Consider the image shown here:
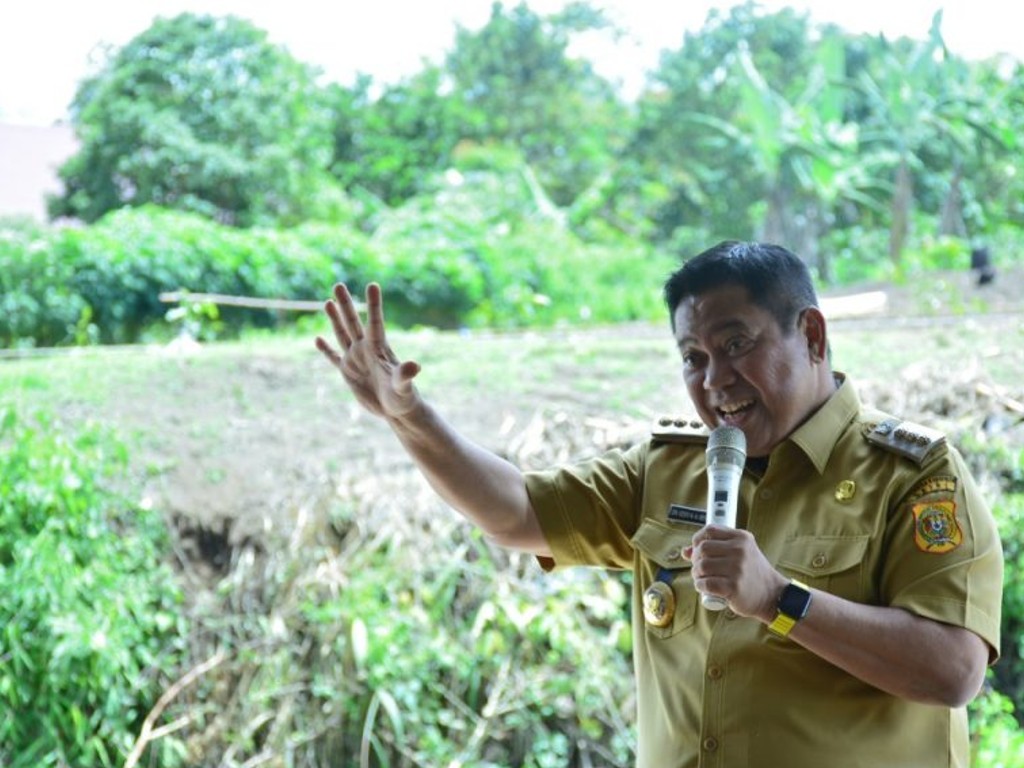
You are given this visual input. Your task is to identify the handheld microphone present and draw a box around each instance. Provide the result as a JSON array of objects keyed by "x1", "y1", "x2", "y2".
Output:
[{"x1": 700, "y1": 425, "x2": 747, "y2": 611}]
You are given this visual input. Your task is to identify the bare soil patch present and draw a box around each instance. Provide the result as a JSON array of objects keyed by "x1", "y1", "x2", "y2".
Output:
[{"x1": 25, "y1": 266, "x2": 1021, "y2": 576}]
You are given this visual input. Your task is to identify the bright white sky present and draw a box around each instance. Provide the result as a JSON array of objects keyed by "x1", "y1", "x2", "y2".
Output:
[{"x1": 1, "y1": 0, "x2": 1018, "y2": 126}]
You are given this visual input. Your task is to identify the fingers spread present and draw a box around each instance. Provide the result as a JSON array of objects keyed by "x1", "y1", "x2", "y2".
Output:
[
  {"x1": 314, "y1": 336, "x2": 340, "y2": 366},
  {"x1": 332, "y1": 283, "x2": 365, "y2": 343},
  {"x1": 324, "y1": 300, "x2": 353, "y2": 350},
  {"x1": 365, "y1": 283, "x2": 387, "y2": 345}
]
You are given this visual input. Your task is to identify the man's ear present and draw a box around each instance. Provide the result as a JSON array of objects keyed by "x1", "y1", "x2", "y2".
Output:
[{"x1": 799, "y1": 307, "x2": 828, "y2": 363}]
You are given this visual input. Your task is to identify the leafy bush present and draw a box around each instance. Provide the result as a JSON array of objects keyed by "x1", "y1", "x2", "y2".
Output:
[
  {"x1": 0, "y1": 219, "x2": 89, "y2": 347},
  {"x1": 900, "y1": 234, "x2": 971, "y2": 274},
  {"x1": 957, "y1": 423, "x2": 1024, "y2": 768},
  {"x1": 371, "y1": 169, "x2": 674, "y2": 330},
  {"x1": 3, "y1": 181, "x2": 1017, "y2": 348},
  {"x1": 971, "y1": 688, "x2": 1024, "y2": 766},
  {"x1": 3, "y1": 176, "x2": 677, "y2": 346},
  {"x1": 301, "y1": 530, "x2": 634, "y2": 766},
  {"x1": 0, "y1": 408, "x2": 189, "y2": 767},
  {"x1": 160, "y1": 497, "x2": 636, "y2": 766},
  {"x1": 991, "y1": 489, "x2": 1024, "y2": 721},
  {"x1": 59, "y1": 206, "x2": 354, "y2": 342},
  {"x1": 821, "y1": 225, "x2": 892, "y2": 285}
]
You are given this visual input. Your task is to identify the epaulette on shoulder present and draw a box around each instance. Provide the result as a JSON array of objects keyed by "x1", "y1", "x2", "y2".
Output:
[
  {"x1": 863, "y1": 417, "x2": 947, "y2": 466},
  {"x1": 652, "y1": 415, "x2": 710, "y2": 444}
]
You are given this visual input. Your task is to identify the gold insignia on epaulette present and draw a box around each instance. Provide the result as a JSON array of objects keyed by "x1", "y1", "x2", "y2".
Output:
[
  {"x1": 864, "y1": 418, "x2": 946, "y2": 465},
  {"x1": 652, "y1": 416, "x2": 709, "y2": 443}
]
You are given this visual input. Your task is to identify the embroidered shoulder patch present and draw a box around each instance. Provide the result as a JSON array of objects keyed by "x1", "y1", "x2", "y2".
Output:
[{"x1": 912, "y1": 500, "x2": 962, "y2": 554}]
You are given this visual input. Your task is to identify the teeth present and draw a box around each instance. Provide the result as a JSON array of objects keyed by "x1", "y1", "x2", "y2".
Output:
[{"x1": 719, "y1": 400, "x2": 753, "y2": 414}]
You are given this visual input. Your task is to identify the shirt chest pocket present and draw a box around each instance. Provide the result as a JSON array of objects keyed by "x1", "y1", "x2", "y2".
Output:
[
  {"x1": 777, "y1": 535, "x2": 871, "y2": 602},
  {"x1": 631, "y1": 519, "x2": 700, "y2": 639}
]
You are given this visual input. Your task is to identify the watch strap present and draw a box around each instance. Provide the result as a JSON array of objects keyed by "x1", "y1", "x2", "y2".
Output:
[{"x1": 767, "y1": 612, "x2": 797, "y2": 637}]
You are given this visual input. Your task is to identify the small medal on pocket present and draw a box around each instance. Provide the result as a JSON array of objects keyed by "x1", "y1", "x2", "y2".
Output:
[{"x1": 643, "y1": 579, "x2": 676, "y2": 627}]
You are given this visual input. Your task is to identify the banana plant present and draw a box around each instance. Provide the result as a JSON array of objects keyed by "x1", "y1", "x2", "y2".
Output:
[
  {"x1": 851, "y1": 11, "x2": 1009, "y2": 266},
  {"x1": 688, "y1": 34, "x2": 888, "y2": 282}
]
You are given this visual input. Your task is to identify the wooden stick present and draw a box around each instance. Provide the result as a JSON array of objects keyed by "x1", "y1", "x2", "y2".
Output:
[
  {"x1": 976, "y1": 382, "x2": 1024, "y2": 416},
  {"x1": 158, "y1": 291, "x2": 328, "y2": 312},
  {"x1": 123, "y1": 650, "x2": 228, "y2": 768},
  {"x1": 820, "y1": 291, "x2": 888, "y2": 319}
]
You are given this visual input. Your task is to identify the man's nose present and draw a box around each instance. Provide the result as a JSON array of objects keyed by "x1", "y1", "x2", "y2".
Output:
[{"x1": 704, "y1": 355, "x2": 736, "y2": 390}]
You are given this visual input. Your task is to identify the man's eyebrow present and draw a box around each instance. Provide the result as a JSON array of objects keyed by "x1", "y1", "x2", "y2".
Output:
[{"x1": 676, "y1": 320, "x2": 748, "y2": 347}]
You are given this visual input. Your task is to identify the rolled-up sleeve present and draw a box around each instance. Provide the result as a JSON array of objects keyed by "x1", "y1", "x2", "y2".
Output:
[{"x1": 524, "y1": 443, "x2": 648, "y2": 571}]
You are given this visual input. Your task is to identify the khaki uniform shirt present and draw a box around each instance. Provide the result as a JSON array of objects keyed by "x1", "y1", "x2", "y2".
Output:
[{"x1": 525, "y1": 376, "x2": 1002, "y2": 768}]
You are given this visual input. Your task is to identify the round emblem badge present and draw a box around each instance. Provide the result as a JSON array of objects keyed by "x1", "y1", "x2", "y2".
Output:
[
  {"x1": 643, "y1": 581, "x2": 676, "y2": 627},
  {"x1": 834, "y1": 479, "x2": 856, "y2": 502}
]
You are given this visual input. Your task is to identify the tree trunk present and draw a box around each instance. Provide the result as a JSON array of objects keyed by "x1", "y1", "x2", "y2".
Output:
[
  {"x1": 801, "y1": 204, "x2": 829, "y2": 284},
  {"x1": 889, "y1": 158, "x2": 913, "y2": 267},
  {"x1": 762, "y1": 183, "x2": 788, "y2": 246},
  {"x1": 939, "y1": 163, "x2": 966, "y2": 238}
]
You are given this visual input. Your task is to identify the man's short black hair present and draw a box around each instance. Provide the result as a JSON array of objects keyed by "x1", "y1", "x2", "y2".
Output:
[{"x1": 663, "y1": 241, "x2": 819, "y2": 333}]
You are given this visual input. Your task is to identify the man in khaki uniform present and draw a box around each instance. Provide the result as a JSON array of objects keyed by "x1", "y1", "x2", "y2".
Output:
[{"x1": 316, "y1": 241, "x2": 1002, "y2": 767}]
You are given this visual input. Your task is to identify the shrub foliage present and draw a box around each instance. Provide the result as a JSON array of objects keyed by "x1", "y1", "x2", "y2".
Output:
[
  {"x1": 2, "y1": 171, "x2": 675, "y2": 348},
  {"x1": 0, "y1": 408, "x2": 188, "y2": 767}
]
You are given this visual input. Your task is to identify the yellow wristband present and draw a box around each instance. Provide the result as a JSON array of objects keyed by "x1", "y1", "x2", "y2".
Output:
[{"x1": 767, "y1": 612, "x2": 797, "y2": 637}]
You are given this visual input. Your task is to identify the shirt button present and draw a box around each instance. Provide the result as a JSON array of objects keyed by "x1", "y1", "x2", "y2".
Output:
[
  {"x1": 759, "y1": 488, "x2": 774, "y2": 501},
  {"x1": 703, "y1": 736, "x2": 719, "y2": 752},
  {"x1": 707, "y1": 665, "x2": 723, "y2": 680},
  {"x1": 667, "y1": 549, "x2": 681, "y2": 561},
  {"x1": 812, "y1": 553, "x2": 828, "y2": 569}
]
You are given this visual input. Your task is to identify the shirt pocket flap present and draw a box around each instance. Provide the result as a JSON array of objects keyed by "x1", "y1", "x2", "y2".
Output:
[
  {"x1": 631, "y1": 518, "x2": 696, "y2": 570},
  {"x1": 778, "y1": 534, "x2": 870, "y2": 578}
]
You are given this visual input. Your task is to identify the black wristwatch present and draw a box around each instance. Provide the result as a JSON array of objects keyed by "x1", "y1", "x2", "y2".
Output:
[{"x1": 767, "y1": 580, "x2": 812, "y2": 637}]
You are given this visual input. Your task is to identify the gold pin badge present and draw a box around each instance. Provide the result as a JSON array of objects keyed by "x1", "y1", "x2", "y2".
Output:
[
  {"x1": 643, "y1": 581, "x2": 676, "y2": 627},
  {"x1": 835, "y1": 480, "x2": 856, "y2": 502}
]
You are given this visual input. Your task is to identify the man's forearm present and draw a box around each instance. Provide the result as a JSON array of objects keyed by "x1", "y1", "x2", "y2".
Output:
[
  {"x1": 781, "y1": 588, "x2": 988, "y2": 707},
  {"x1": 387, "y1": 401, "x2": 551, "y2": 556}
]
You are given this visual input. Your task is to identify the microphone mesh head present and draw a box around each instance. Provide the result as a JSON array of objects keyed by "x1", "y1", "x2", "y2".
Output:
[{"x1": 706, "y1": 425, "x2": 747, "y2": 467}]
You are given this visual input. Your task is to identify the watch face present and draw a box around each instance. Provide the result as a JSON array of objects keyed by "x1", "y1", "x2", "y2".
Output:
[{"x1": 778, "y1": 582, "x2": 812, "y2": 619}]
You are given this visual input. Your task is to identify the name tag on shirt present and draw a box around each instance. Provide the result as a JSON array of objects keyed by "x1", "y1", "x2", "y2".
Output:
[{"x1": 667, "y1": 504, "x2": 706, "y2": 526}]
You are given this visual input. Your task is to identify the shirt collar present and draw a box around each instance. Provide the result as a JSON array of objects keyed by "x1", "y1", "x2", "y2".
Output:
[{"x1": 784, "y1": 372, "x2": 859, "y2": 474}]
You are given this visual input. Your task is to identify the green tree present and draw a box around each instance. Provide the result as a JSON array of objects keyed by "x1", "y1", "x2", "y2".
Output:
[
  {"x1": 622, "y1": 2, "x2": 818, "y2": 243},
  {"x1": 326, "y1": 68, "x2": 472, "y2": 207},
  {"x1": 445, "y1": 1, "x2": 628, "y2": 207},
  {"x1": 50, "y1": 13, "x2": 334, "y2": 227},
  {"x1": 323, "y1": 2, "x2": 627, "y2": 215}
]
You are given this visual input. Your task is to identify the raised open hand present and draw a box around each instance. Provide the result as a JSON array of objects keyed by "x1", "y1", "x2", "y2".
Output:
[{"x1": 315, "y1": 283, "x2": 422, "y2": 419}]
